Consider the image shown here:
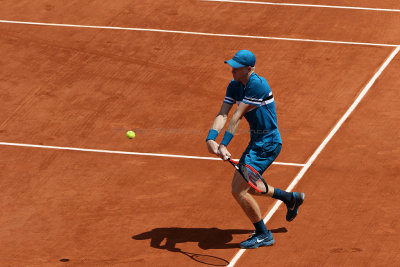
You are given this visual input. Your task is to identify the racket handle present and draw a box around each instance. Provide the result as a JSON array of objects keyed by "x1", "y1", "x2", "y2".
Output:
[{"x1": 227, "y1": 158, "x2": 237, "y2": 167}]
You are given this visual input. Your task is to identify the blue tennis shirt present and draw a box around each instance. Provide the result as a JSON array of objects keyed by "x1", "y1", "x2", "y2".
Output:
[{"x1": 224, "y1": 73, "x2": 282, "y2": 145}]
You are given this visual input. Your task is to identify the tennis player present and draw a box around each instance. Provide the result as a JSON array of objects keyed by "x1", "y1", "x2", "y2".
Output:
[{"x1": 206, "y1": 50, "x2": 305, "y2": 249}]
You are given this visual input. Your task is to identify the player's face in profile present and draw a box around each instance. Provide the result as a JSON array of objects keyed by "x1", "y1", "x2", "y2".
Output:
[{"x1": 231, "y1": 66, "x2": 249, "y2": 82}]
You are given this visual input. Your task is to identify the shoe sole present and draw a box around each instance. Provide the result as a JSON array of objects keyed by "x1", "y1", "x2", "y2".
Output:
[
  {"x1": 240, "y1": 239, "x2": 274, "y2": 249},
  {"x1": 286, "y1": 192, "x2": 305, "y2": 222}
]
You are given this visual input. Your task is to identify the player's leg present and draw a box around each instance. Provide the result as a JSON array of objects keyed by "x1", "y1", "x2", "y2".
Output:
[
  {"x1": 248, "y1": 184, "x2": 291, "y2": 203},
  {"x1": 231, "y1": 170, "x2": 262, "y2": 223},
  {"x1": 245, "y1": 142, "x2": 292, "y2": 202},
  {"x1": 248, "y1": 185, "x2": 305, "y2": 221},
  {"x1": 231, "y1": 171, "x2": 274, "y2": 248},
  {"x1": 246, "y1": 143, "x2": 305, "y2": 222}
]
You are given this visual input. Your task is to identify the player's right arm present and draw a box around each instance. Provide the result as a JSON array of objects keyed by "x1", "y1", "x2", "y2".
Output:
[
  {"x1": 206, "y1": 102, "x2": 233, "y2": 155},
  {"x1": 211, "y1": 102, "x2": 233, "y2": 132}
]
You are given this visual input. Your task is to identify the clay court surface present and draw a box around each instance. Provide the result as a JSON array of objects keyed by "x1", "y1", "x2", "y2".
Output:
[{"x1": 1, "y1": 0, "x2": 399, "y2": 266}]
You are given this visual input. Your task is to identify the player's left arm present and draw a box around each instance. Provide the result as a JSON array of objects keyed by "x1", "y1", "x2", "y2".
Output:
[
  {"x1": 218, "y1": 102, "x2": 254, "y2": 160},
  {"x1": 226, "y1": 102, "x2": 253, "y2": 134}
]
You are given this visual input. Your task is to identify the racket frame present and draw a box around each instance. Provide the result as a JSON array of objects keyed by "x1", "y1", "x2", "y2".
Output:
[{"x1": 227, "y1": 158, "x2": 268, "y2": 194}]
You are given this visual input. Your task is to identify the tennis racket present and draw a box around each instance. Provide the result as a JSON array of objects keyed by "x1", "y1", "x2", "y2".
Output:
[{"x1": 227, "y1": 158, "x2": 268, "y2": 194}]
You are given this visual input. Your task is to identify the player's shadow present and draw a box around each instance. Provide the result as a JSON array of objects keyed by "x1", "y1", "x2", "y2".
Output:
[{"x1": 132, "y1": 227, "x2": 287, "y2": 251}]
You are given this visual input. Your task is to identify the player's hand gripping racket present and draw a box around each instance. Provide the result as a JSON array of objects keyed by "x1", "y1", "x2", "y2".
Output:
[{"x1": 227, "y1": 158, "x2": 268, "y2": 194}]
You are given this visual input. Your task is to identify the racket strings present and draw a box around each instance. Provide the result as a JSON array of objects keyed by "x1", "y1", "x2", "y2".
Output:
[
  {"x1": 240, "y1": 164, "x2": 267, "y2": 193},
  {"x1": 247, "y1": 170, "x2": 259, "y2": 184}
]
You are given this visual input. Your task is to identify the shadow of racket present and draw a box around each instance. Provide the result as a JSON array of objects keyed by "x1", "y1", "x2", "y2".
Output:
[{"x1": 173, "y1": 248, "x2": 229, "y2": 266}]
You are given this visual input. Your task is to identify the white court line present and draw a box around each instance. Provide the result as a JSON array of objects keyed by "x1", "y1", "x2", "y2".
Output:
[
  {"x1": 227, "y1": 45, "x2": 400, "y2": 267},
  {"x1": 0, "y1": 142, "x2": 305, "y2": 167},
  {"x1": 203, "y1": 0, "x2": 400, "y2": 13},
  {"x1": 0, "y1": 19, "x2": 397, "y2": 47}
]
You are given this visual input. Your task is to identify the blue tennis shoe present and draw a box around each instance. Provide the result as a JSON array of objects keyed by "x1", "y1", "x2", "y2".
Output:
[
  {"x1": 286, "y1": 192, "x2": 305, "y2": 222},
  {"x1": 240, "y1": 230, "x2": 274, "y2": 249}
]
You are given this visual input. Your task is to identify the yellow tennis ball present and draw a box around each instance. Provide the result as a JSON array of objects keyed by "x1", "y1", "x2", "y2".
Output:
[{"x1": 126, "y1": 130, "x2": 135, "y2": 139}]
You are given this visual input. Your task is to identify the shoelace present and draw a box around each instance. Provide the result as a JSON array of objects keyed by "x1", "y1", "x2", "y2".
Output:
[{"x1": 248, "y1": 231, "x2": 269, "y2": 238}]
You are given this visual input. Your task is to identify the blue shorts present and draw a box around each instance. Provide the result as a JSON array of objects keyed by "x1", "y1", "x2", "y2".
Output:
[{"x1": 239, "y1": 142, "x2": 282, "y2": 175}]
